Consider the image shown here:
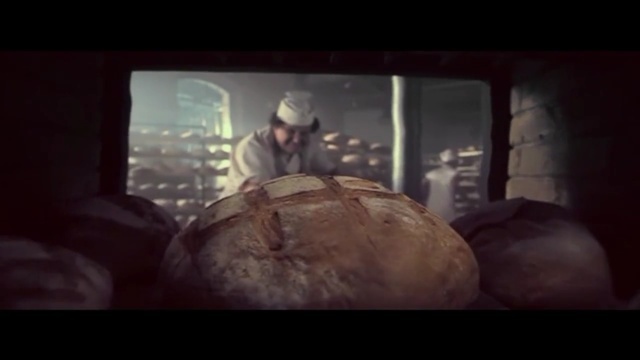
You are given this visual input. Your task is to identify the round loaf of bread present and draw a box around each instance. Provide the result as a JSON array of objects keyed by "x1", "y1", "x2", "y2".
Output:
[
  {"x1": 41, "y1": 195, "x2": 180, "y2": 308},
  {"x1": 0, "y1": 236, "x2": 112, "y2": 309},
  {"x1": 450, "y1": 198, "x2": 615, "y2": 309},
  {"x1": 157, "y1": 174, "x2": 479, "y2": 309}
]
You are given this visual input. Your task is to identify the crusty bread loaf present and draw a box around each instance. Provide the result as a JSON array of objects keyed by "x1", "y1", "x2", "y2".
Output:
[
  {"x1": 157, "y1": 174, "x2": 479, "y2": 309},
  {"x1": 450, "y1": 198, "x2": 616, "y2": 309},
  {"x1": 0, "y1": 236, "x2": 113, "y2": 309},
  {"x1": 42, "y1": 195, "x2": 180, "y2": 308}
]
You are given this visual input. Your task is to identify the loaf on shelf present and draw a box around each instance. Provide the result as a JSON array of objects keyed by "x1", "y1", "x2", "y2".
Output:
[{"x1": 318, "y1": 131, "x2": 393, "y2": 189}]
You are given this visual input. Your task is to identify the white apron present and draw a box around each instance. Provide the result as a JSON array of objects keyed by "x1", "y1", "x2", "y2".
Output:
[{"x1": 425, "y1": 165, "x2": 458, "y2": 222}]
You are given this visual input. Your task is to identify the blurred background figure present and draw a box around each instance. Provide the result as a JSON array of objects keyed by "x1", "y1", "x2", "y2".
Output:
[{"x1": 423, "y1": 148, "x2": 459, "y2": 222}]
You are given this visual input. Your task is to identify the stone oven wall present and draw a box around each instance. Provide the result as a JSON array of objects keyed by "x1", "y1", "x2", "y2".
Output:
[{"x1": 508, "y1": 59, "x2": 640, "y2": 297}]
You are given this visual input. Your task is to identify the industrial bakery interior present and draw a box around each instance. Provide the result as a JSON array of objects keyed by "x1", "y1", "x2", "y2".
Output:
[
  {"x1": 0, "y1": 51, "x2": 637, "y2": 310},
  {"x1": 127, "y1": 73, "x2": 487, "y2": 227}
]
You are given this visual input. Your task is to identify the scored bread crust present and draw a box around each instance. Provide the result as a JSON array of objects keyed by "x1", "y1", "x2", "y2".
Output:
[{"x1": 158, "y1": 174, "x2": 479, "y2": 309}]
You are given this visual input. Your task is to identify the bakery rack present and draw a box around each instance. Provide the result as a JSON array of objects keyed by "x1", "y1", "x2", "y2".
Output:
[
  {"x1": 452, "y1": 147, "x2": 483, "y2": 217},
  {"x1": 127, "y1": 122, "x2": 240, "y2": 228}
]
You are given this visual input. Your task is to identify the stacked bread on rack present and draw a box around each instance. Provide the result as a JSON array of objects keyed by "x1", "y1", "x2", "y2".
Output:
[
  {"x1": 127, "y1": 127, "x2": 240, "y2": 228},
  {"x1": 452, "y1": 146, "x2": 483, "y2": 215},
  {"x1": 320, "y1": 131, "x2": 393, "y2": 189},
  {"x1": 129, "y1": 128, "x2": 243, "y2": 148}
]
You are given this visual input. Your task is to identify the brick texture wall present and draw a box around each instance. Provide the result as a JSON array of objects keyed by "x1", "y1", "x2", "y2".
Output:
[
  {"x1": 507, "y1": 59, "x2": 640, "y2": 298},
  {"x1": 0, "y1": 52, "x2": 104, "y2": 213}
]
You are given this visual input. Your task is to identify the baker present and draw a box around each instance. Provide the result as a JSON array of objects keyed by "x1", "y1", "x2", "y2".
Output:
[
  {"x1": 423, "y1": 148, "x2": 459, "y2": 222},
  {"x1": 218, "y1": 91, "x2": 337, "y2": 199}
]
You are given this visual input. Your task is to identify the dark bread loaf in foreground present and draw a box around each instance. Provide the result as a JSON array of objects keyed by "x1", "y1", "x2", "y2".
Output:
[
  {"x1": 451, "y1": 198, "x2": 615, "y2": 309},
  {"x1": 38, "y1": 194, "x2": 180, "y2": 308},
  {"x1": 0, "y1": 236, "x2": 113, "y2": 309}
]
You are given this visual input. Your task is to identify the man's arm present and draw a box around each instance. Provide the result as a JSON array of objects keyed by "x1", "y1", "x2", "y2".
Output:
[{"x1": 233, "y1": 140, "x2": 272, "y2": 192}]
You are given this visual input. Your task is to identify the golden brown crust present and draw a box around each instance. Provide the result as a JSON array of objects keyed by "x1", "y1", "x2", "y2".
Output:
[{"x1": 159, "y1": 175, "x2": 479, "y2": 309}]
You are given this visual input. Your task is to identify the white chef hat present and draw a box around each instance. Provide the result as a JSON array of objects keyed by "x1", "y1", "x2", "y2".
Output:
[
  {"x1": 439, "y1": 149, "x2": 458, "y2": 163},
  {"x1": 276, "y1": 91, "x2": 315, "y2": 127}
]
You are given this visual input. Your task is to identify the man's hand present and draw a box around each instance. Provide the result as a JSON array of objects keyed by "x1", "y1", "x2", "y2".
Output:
[{"x1": 239, "y1": 179, "x2": 261, "y2": 192}]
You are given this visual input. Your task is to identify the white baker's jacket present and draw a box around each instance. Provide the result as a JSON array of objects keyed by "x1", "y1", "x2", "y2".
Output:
[
  {"x1": 218, "y1": 126, "x2": 336, "y2": 199},
  {"x1": 425, "y1": 165, "x2": 458, "y2": 223}
]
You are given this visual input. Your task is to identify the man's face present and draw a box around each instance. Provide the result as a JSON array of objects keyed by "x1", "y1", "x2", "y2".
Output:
[{"x1": 273, "y1": 124, "x2": 312, "y2": 154}]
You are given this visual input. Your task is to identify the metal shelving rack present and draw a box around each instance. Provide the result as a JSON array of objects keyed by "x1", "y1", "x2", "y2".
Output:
[
  {"x1": 453, "y1": 147, "x2": 483, "y2": 217},
  {"x1": 127, "y1": 122, "x2": 237, "y2": 227}
]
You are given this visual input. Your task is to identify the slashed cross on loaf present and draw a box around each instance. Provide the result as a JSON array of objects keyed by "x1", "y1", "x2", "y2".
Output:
[{"x1": 161, "y1": 174, "x2": 479, "y2": 309}]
